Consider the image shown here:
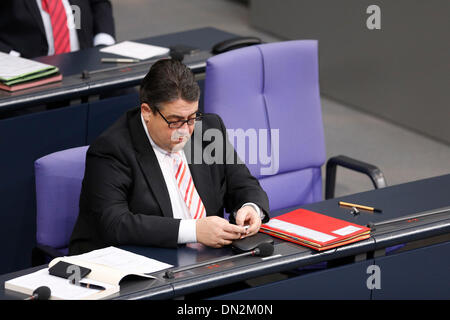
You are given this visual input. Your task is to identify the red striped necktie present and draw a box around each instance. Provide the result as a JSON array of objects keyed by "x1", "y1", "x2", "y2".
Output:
[
  {"x1": 41, "y1": 0, "x2": 71, "y2": 54},
  {"x1": 172, "y1": 152, "x2": 206, "y2": 220}
]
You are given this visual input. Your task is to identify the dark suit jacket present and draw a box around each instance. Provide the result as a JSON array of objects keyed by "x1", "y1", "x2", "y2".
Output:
[
  {"x1": 69, "y1": 108, "x2": 270, "y2": 255},
  {"x1": 0, "y1": 0, "x2": 115, "y2": 58}
]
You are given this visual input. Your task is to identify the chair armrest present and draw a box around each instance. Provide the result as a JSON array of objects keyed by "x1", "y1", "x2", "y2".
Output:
[{"x1": 325, "y1": 155, "x2": 387, "y2": 199}]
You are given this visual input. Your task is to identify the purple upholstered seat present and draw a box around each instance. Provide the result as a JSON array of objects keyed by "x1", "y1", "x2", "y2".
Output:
[
  {"x1": 204, "y1": 41, "x2": 401, "y2": 255},
  {"x1": 204, "y1": 40, "x2": 326, "y2": 214},
  {"x1": 34, "y1": 146, "x2": 88, "y2": 256}
]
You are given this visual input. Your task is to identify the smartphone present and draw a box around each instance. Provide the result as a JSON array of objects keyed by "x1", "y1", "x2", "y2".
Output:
[{"x1": 48, "y1": 261, "x2": 91, "y2": 279}]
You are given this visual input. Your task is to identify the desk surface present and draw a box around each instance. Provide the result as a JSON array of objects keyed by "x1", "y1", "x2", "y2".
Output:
[
  {"x1": 1, "y1": 174, "x2": 449, "y2": 299},
  {"x1": 0, "y1": 27, "x2": 236, "y2": 112}
]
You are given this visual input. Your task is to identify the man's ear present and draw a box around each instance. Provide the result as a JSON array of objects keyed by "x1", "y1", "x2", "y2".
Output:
[{"x1": 141, "y1": 103, "x2": 151, "y2": 122}]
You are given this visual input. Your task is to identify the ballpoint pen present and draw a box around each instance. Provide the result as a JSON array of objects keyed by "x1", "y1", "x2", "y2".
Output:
[
  {"x1": 101, "y1": 58, "x2": 140, "y2": 63},
  {"x1": 70, "y1": 279, "x2": 105, "y2": 290},
  {"x1": 339, "y1": 201, "x2": 382, "y2": 213}
]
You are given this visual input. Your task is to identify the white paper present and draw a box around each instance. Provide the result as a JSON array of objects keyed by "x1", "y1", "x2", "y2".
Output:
[
  {"x1": 5, "y1": 269, "x2": 115, "y2": 300},
  {"x1": 100, "y1": 41, "x2": 170, "y2": 60},
  {"x1": 71, "y1": 246, "x2": 172, "y2": 274},
  {"x1": 265, "y1": 219, "x2": 336, "y2": 243},
  {"x1": 6, "y1": 247, "x2": 172, "y2": 300},
  {"x1": 332, "y1": 225, "x2": 362, "y2": 236},
  {"x1": 0, "y1": 51, "x2": 55, "y2": 81}
]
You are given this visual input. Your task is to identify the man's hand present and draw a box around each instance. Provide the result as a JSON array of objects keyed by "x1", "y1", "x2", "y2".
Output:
[
  {"x1": 235, "y1": 205, "x2": 262, "y2": 238},
  {"x1": 196, "y1": 216, "x2": 247, "y2": 248}
]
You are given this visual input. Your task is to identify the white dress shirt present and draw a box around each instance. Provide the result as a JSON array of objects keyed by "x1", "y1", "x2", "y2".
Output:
[
  {"x1": 141, "y1": 115, "x2": 198, "y2": 243},
  {"x1": 140, "y1": 115, "x2": 263, "y2": 244}
]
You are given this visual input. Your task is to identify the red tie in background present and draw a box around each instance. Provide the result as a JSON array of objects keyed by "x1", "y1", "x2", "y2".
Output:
[
  {"x1": 41, "y1": 0, "x2": 71, "y2": 54},
  {"x1": 172, "y1": 152, "x2": 206, "y2": 220}
]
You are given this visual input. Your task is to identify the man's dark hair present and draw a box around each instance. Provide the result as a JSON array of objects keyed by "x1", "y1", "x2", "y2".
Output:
[{"x1": 140, "y1": 59, "x2": 200, "y2": 113}]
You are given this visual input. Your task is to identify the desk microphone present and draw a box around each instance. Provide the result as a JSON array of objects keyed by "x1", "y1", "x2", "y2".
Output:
[
  {"x1": 164, "y1": 242, "x2": 274, "y2": 279},
  {"x1": 169, "y1": 49, "x2": 184, "y2": 62},
  {"x1": 24, "y1": 286, "x2": 51, "y2": 300}
]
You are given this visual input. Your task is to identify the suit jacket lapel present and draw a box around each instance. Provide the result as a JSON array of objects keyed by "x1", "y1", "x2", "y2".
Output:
[
  {"x1": 128, "y1": 109, "x2": 173, "y2": 218},
  {"x1": 69, "y1": 0, "x2": 88, "y2": 49},
  {"x1": 184, "y1": 123, "x2": 218, "y2": 217},
  {"x1": 187, "y1": 162, "x2": 218, "y2": 217},
  {"x1": 129, "y1": 109, "x2": 219, "y2": 218},
  {"x1": 25, "y1": 0, "x2": 46, "y2": 38}
]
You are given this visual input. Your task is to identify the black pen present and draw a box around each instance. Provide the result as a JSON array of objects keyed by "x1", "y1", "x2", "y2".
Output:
[{"x1": 70, "y1": 280, "x2": 105, "y2": 291}]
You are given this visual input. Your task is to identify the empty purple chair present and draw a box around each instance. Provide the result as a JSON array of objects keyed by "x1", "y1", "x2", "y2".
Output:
[
  {"x1": 204, "y1": 40, "x2": 387, "y2": 214},
  {"x1": 33, "y1": 146, "x2": 88, "y2": 264}
]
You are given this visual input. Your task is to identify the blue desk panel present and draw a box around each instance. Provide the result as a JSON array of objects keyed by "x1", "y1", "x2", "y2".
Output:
[
  {"x1": 87, "y1": 92, "x2": 139, "y2": 144},
  {"x1": 0, "y1": 105, "x2": 88, "y2": 274},
  {"x1": 372, "y1": 241, "x2": 450, "y2": 299},
  {"x1": 210, "y1": 259, "x2": 374, "y2": 300}
]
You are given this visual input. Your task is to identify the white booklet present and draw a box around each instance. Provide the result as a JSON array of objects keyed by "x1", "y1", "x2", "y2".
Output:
[
  {"x1": 100, "y1": 41, "x2": 170, "y2": 60},
  {"x1": 5, "y1": 247, "x2": 173, "y2": 300},
  {"x1": 0, "y1": 51, "x2": 59, "y2": 85}
]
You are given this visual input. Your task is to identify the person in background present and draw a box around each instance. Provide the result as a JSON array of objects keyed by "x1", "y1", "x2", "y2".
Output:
[{"x1": 0, "y1": 0, "x2": 115, "y2": 58}]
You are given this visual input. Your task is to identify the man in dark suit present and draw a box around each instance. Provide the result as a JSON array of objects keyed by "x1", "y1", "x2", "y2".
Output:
[
  {"x1": 69, "y1": 59, "x2": 270, "y2": 255},
  {"x1": 0, "y1": 0, "x2": 115, "y2": 58}
]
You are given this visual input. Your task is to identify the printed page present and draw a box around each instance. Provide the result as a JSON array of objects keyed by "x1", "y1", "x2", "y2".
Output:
[
  {"x1": 0, "y1": 52, "x2": 57, "y2": 82},
  {"x1": 49, "y1": 256, "x2": 126, "y2": 286},
  {"x1": 100, "y1": 41, "x2": 170, "y2": 60},
  {"x1": 48, "y1": 247, "x2": 172, "y2": 286},
  {"x1": 5, "y1": 268, "x2": 117, "y2": 300},
  {"x1": 73, "y1": 246, "x2": 173, "y2": 274}
]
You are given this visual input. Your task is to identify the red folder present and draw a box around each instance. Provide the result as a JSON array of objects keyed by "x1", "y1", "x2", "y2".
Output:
[
  {"x1": 260, "y1": 208, "x2": 371, "y2": 251},
  {"x1": 0, "y1": 74, "x2": 62, "y2": 92}
]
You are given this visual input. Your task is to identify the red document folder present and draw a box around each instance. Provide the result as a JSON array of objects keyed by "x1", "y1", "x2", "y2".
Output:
[
  {"x1": 260, "y1": 208, "x2": 371, "y2": 251},
  {"x1": 0, "y1": 73, "x2": 62, "y2": 92}
]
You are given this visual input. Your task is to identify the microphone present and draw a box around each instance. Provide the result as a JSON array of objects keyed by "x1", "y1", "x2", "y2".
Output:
[
  {"x1": 251, "y1": 242, "x2": 274, "y2": 257},
  {"x1": 24, "y1": 286, "x2": 51, "y2": 300},
  {"x1": 164, "y1": 242, "x2": 274, "y2": 279},
  {"x1": 169, "y1": 49, "x2": 184, "y2": 62}
]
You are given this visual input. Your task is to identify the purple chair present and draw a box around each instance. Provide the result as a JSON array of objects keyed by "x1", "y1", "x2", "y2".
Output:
[
  {"x1": 204, "y1": 40, "x2": 387, "y2": 214},
  {"x1": 32, "y1": 146, "x2": 88, "y2": 265}
]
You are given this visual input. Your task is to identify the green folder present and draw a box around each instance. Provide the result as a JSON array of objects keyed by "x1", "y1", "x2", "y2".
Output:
[
  {"x1": 1, "y1": 68, "x2": 59, "y2": 86},
  {"x1": 0, "y1": 52, "x2": 60, "y2": 86}
]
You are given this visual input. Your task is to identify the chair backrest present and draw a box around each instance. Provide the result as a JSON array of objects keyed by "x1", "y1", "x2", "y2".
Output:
[
  {"x1": 34, "y1": 146, "x2": 88, "y2": 253},
  {"x1": 204, "y1": 40, "x2": 326, "y2": 213}
]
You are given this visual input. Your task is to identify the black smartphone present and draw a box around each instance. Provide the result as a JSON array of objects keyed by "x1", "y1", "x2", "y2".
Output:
[
  {"x1": 48, "y1": 261, "x2": 91, "y2": 279},
  {"x1": 232, "y1": 233, "x2": 274, "y2": 253}
]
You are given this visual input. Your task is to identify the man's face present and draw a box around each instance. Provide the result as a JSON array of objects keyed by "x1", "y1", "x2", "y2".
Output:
[{"x1": 141, "y1": 98, "x2": 199, "y2": 153}]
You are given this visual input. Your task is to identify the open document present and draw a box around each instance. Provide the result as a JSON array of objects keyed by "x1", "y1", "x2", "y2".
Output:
[{"x1": 5, "y1": 247, "x2": 172, "y2": 300}]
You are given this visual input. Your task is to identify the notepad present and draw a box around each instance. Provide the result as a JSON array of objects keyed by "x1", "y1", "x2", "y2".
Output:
[
  {"x1": 260, "y1": 209, "x2": 371, "y2": 251},
  {"x1": 5, "y1": 247, "x2": 173, "y2": 300},
  {"x1": 5, "y1": 268, "x2": 117, "y2": 300},
  {"x1": 0, "y1": 52, "x2": 59, "y2": 84},
  {"x1": 100, "y1": 41, "x2": 170, "y2": 60}
]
